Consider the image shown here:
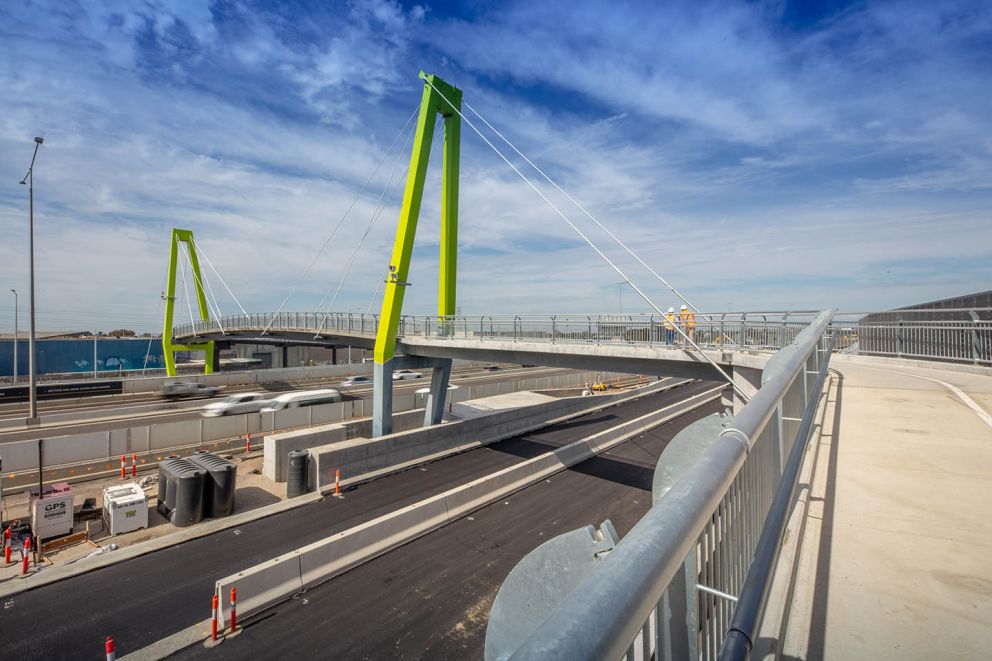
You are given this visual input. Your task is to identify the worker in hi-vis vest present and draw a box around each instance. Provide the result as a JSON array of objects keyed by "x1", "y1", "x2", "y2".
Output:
[
  {"x1": 680, "y1": 305, "x2": 696, "y2": 342},
  {"x1": 664, "y1": 307, "x2": 677, "y2": 345}
]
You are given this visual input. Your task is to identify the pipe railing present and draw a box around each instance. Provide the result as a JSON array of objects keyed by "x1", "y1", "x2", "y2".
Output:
[
  {"x1": 170, "y1": 309, "x2": 990, "y2": 366},
  {"x1": 502, "y1": 310, "x2": 834, "y2": 661}
]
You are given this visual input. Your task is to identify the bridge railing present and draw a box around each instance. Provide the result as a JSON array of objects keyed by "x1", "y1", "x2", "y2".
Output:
[
  {"x1": 499, "y1": 310, "x2": 835, "y2": 661},
  {"x1": 171, "y1": 308, "x2": 991, "y2": 366}
]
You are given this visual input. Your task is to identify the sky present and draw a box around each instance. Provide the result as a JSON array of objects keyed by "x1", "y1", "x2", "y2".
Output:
[{"x1": 0, "y1": 0, "x2": 990, "y2": 333}]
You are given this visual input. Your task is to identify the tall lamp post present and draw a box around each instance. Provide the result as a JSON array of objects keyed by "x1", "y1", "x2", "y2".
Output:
[
  {"x1": 9, "y1": 289, "x2": 17, "y2": 383},
  {"x1": 19, "y1": 136, "x2": 43, "y2": 422}
]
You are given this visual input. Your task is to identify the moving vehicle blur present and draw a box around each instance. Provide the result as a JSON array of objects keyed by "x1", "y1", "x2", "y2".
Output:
[
  {"x1": 340, "y1": 375, "x2": 371, "y2": 387},
  {"x1": 260, "y1": 389, "x2": 342, "y2": 412},
  {"x1": 161, "y1": 382, "x2": 222, "y2": 399},
  {"x1": 392, "y1": 370, "x2": 423, "y2": 380},
  {"x1": 201, "y1": 392, "x2": 268, "y2": 417}
]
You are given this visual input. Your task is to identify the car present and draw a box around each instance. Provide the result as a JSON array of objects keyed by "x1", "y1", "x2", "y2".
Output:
[
  {"x1": 392, "y1": 369, "x2": 423, "y2": 380},
  {"x1": 201, "y1": 393, "x2": 268, "y2": 417},
  {"x1": 339, "y1": 375, "x2": 372, "y2": 387},
  {"x1": 483, "y1": 365, "x2": 501, "y2": 371},
  {"x1": 161, "y1": 382, "x2": 222, "y2": 399},
  {"x1": 260, "y1": 388, "x2": 342, "y2": 412}
]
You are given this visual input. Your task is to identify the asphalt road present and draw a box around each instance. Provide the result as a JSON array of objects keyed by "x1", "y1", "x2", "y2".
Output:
[
  {"x1": 0, "y1": 380, "x2": 713, "y2": 660},
  {"x1": 0, "y1": 366, "x2": 571, "y2": 442},
  {"x1": 178, "y1": 390, "x2": 722, "y2": 660}
]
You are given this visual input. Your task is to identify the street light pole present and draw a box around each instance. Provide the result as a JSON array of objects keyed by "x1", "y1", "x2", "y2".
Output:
[
  {"x1": 19, "y1": 137, "x2": 43, "y2": 422},
  {"x1": 9, "y1": 290, "x2": 17, "y2": 383}
]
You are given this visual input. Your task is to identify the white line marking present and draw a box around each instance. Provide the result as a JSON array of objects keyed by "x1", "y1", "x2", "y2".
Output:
[{"x1": 857, "y1": 365, "x2": 992, "y2": 432}]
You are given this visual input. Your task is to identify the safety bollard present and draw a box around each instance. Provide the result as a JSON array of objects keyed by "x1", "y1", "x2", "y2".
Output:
[
  {"x1": 4, "y1": 544, "x2": 10, "y2": 565},
  {"x1": 229, "y1": 587, "x2": 238, "y2": 634},
  {"x1": 131, "y1": 453, "x2": 137, "y2": 479},
  {"x1": 3, "y1": 526, "x2": 10, "y2": 565},
  {"x1": 120, "y1": 455, "x2": 126, "y2": 480},
  {"x1": 21, "y1": 536, "x2": 31, "y2": 575},
  {"x1": 105, "y1": 635, "x2": 116, "y2": 661},
  {"x1": 211, "y1": 594, "x2": 219, "y2": 641},
  {"x1": 245, "y1": 433, "x2": 251, "y2": 454},
  {"x1": 335, "y1": 469, "x2": 341, "y2": 497}
]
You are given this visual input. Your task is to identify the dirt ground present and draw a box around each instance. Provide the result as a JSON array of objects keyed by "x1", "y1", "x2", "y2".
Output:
[{"x1": 0, "y1": 452, "x2": 287, "y2": 576}]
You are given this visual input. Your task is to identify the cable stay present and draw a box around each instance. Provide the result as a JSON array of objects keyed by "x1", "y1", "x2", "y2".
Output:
[
  {"x1": 261, "y1": 104, "x2": 421, "y2": 335},
  {"x1": 463, "y1": 99, "x2": 710, "y2": 321},
  {"x1": 192, "y1": 238, "x2": 248, "y2": 316},
  {"x1": 179, "y1": 241, "x2": 226, "y2": 335},
  {"x1": 422, "y1": 78, "x2": 748, "y2": 402},
  {"x1": 315, "y1": 116, "x2": 443, "y2": 336}
]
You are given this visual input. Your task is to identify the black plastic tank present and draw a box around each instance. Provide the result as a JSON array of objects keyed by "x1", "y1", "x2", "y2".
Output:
[
  {"x1": 157, "y1": 458, "x2": 206, "y2": 527},
  {"x1": 189, "y1": 452, "x2": 237, "y2": 518},
  {"x1": 287, "y1": 450, "x2": 309, "y2": 498}
]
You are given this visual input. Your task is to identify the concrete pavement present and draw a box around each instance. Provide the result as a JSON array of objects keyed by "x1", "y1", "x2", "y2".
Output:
[{"x1": 777, "y1": 357, "x2": 992, "y2": 660}]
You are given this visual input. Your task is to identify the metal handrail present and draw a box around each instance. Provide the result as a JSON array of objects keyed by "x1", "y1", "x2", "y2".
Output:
[
  {"x1": 505, "y1": 310, "x2": 834, "y2": 660},
  {"x1": 719, "y1": 333, "x2": 835, "y2": 659}
]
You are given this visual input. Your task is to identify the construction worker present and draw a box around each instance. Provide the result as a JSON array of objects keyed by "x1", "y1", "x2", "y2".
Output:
[
  {"x1": 680, "y1": 305, "x2": 696, "y2": 342},
  {"x1": 664, "y1": 307, "x2": 677, "y2": 345}
]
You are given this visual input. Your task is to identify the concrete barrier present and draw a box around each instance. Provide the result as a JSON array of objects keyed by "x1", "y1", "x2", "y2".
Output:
[
  {"x1": 215, "y1": 551, "x2": 304, "y2": 629},
  {"x1": 310, "y1": 378, "x2": 680, "y2": 492},
  {"x1": 211, "y1": 384, "x2": 724, "y2": 626}
]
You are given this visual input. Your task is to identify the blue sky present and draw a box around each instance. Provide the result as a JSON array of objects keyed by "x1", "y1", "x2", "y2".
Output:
[{"x1": 1, "y1": 0, "x2": 990, "y2": 331}]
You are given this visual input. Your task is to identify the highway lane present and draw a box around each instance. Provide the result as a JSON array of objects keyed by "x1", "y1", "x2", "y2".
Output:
[
  {"x1": 0, "y1": 366, "x2": 575, "y2": 442},
  {"x1": 179, "y1": 392, "x2": 723, "y2": 661},
  {"x1": 0, "y1": 381, "x2": 713, "y2": 660},
  {"x1": 0, "y1": 364, "x2": 531, "y2": 421}
]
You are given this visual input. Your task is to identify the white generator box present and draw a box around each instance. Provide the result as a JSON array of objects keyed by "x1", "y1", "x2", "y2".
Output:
[
  {"x1": 103, "y1": 483, "x2": 149, "y2": 535},
  {"x1": 30, "y1": 482, "x2": 75, "y2": 539}
]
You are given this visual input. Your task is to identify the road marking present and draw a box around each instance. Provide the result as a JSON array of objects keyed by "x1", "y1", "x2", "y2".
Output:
[{"x1": 857, "y1": 365, "x2": 992, "y2": 432}]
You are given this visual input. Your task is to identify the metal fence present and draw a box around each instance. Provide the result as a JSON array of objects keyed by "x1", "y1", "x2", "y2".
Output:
[
  {"x1": 174, "y1": 308, "x2": 992, "y2": 366},
  {"x1": 495, "y1": 310, "x2": 834, "y2": 661}
]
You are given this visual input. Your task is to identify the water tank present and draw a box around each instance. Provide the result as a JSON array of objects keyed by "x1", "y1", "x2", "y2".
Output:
[
  {"x1": 189, "y1": 452, "x2": 237, "y2": 518},
  {"x1": 287, "y1": 450, "x2": 309, "y2": 498},
  {"x1": 157, "y1": 458, "x2": 206, "y2": 527}
]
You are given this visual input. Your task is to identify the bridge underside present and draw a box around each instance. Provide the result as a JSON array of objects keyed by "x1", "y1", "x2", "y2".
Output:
[{"x1": 177, "y1": 330, "x2": 376, "y2": 351}]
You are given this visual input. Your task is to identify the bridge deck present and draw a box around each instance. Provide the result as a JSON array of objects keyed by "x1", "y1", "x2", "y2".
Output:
[{"x1": 775, "y1": 357, "x2": 992, "y2": 660}]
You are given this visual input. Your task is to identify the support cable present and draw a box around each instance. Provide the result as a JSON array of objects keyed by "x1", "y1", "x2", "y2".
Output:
[
  {"x1": 422, "y1": 78, "x2": 746, "y2": 400},
  {"x1": 463, "y1": 99, "x2": 709, "y2": 320},
  {"x1": 178, "y1": 245, "x2": 195, "y2": 329},
  {"x1": 192, "y1": 238, "x2": 248, "y2": 316},
  {"x1": 262, "y1": 104, "x2": 421, "y2": 334},
  {"x1": 316, "y1": 116, "x2": 442, "y2": 334},
  {"x1": 179, "y1": 241, "x2": 226, "y2": 334}
]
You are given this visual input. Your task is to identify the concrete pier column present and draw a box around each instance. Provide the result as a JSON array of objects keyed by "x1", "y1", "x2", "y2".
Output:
[
  {"x1": 726, "y1": 365, "x2": 762, "y2": 414},
  {"x1": 372, "y1": 359, "x2": 394, "y2": 437},
  {"x1": 423, "y1": 359, "x2": 452, "y2": 427}
]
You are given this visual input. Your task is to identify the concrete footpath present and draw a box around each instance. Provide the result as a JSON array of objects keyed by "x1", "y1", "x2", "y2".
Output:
[{"x1": 778, "y1": 357, "x2": 992, "y2": 660}]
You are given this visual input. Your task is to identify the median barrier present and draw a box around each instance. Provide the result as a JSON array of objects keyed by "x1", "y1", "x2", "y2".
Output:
[
  {"x1": 213, "y1": 384, "x2": 724, "y2": 627},
  {"x1": 214, "y1": 551, "x2": 304, "y2": 629},
  {"x1": 310, "y1": 377, "x2": 675, "y2": 492},
  {"x1": 297, "y1": 495, "x2": 452, "y2": 591}
]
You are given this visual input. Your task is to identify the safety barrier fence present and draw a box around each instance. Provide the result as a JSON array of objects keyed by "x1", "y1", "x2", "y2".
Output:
[
  {"x1": 175, "y1": 308, "x2": 991, "y2": 366},
  {"x1": 496, "y1": 310, "x2": 834, "y2": 661}
]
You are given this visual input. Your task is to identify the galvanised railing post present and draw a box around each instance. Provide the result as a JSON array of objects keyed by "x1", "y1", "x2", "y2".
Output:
[
  {"x1": 720, "y1": 313, "x2": 726, "y2": 351},
  {"x1": 896, "y1": 313, "x2": 904, "y2": 357},
  {"x1": 514, "y1": 315, "x2": 521, "y2": 342},
  {"x1": 741, "y1": 313, "x2": 748, "y2": 348},
  {"x1": 648, "y1": 314, "x2": 654, "y2": 347},
  {"x1": 587, "y1": 316, "x2": 592, "y2": 343},
  {"x1": 551, "y1": 315, "x2": 557, "y2": 344},
  {"x1": 970, "y1": 311, "x2": 980, "y2": 365}
]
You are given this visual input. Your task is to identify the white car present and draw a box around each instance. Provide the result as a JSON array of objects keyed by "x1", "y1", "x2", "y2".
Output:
[
  {"x1": 201, "y1": 393, "x2": 268, "y2": 417},
  {"x1": 392, "y1": 369, "x2": 423, "y2": 380},
  {"x1": 339, "y1": 375, "x2": 371, "y2": 387},
  {"x1": 260, "y1": 389, "x2": 342, "y2": 412}
]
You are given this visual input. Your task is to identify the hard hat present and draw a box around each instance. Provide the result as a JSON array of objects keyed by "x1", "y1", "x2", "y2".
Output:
[
  {"x1": 668, "y1": 307, "x2": 674, "y2": 313},
  {"x1": 681, "y1": 305, "x2": 687, "y2": 310}
]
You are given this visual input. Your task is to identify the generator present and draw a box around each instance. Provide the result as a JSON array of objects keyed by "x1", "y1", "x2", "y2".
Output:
[
  {"x1": 102, "y1": 483, "x2": 149, "y2": 535},
  {"x1": 30, "y1": 482, "x2": 74, "y2": 539}
]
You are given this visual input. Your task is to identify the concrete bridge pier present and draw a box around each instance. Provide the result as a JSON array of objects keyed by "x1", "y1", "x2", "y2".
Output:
[
  {"x1": 423, "y1": 358, "x2": 452, "y2": 426},
  {"x1": 373, "y1": 359, "x2": 394, "y2": 437}
]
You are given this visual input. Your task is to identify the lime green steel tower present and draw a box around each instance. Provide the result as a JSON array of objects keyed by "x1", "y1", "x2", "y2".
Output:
[
  {"x1": 161, "y1": 228, "x2": 216, "y2": 377},
  {"x1": 373, "y1": 72, "x2": 462, "y2": 436}
]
